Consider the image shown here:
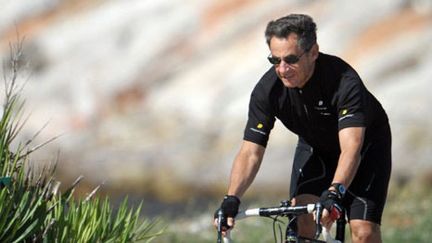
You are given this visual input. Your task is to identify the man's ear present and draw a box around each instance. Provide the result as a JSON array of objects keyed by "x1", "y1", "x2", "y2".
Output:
[{"x1": 311, "y1": 43, "x2": 319, "y2": 61}]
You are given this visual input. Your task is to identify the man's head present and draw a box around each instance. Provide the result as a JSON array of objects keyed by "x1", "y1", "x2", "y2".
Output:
[{"x1": 265, "y1": 14, "x2": 319, "y2": 88}]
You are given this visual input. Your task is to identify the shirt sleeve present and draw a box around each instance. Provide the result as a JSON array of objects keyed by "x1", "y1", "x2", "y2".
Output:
[
  {"x1": 337, "y1": 69, "x2": 368, "y2": 130},
  {"x1": 243, "y1": 83, "x2": 276, "y2": 147}
]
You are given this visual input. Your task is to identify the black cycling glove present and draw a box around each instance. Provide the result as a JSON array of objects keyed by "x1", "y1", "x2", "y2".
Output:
[
  {"x1": 214, "y1": 195, "x2": 241, "y2": 229},
  {"x1": 319, "y1": 190, "x2": 343, "y2": 220},
  {"x1": 220, "y1": 195, "x2": 241, "y2": 217}
]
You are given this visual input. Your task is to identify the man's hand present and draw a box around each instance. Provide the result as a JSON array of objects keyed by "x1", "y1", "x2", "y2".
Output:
[
  {"x1": 213, "y1": 195, "x2": 241, "y2": 236},
  {"x1": 319, "y1": 189, "x2": 343, "y2": 228}
]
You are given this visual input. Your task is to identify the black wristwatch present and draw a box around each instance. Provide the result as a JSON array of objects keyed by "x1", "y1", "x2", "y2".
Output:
[{"x1": 330, "y1": 183, "x2": 346, "y2": 198}]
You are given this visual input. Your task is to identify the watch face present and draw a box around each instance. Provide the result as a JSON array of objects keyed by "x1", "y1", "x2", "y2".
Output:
[{"x1": 338, "y1": 184, "x2": 346, "y2": 194}]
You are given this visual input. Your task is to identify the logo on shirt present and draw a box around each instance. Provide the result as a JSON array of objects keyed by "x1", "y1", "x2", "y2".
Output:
[
  {"x1": 341, "y1": 109, "x2": 348, "y2": 115},
  {"x1": 314, "y1": 100, "x2": 328, "y2": 111},
  {"x1": 250, "y1": 122, "x2": 267, "y2": 135},
  {"x1": 339, "y1": 109, "x2": 354, "y2": 121},
  {"x1": 314, "y1": 100, "x2": 331, "y2": 116}
]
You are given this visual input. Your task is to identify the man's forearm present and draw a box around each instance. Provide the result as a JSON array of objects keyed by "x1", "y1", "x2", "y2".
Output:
[
  {"x1": 227, "y1": 156, "x2": 261, "y2": 197},
  {"x1": 227, "y1": 141, "x2": 265, "y2": 197},
  {"x1": 333, "y1": 127, "x2": 365, "y2": 188},
  {"x1": 332, "y1": 151, "x2": 361, "y2": 187}
]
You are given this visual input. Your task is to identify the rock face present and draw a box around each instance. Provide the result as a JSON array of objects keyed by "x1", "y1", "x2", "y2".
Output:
[{"x1": 1, "y1": 0, "x2": 432, "y2": 200}]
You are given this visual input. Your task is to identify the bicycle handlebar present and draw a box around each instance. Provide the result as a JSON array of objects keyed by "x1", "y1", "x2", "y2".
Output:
[
  {"x1": 235, "y1": 203, "x2": 315, "y2": 219},
  {"x1": 218, "y1": 203, "x2": 341, "y2": 243}
]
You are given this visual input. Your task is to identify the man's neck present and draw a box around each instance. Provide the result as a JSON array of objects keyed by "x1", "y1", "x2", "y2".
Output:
[{"x1": 298, "y1": 62, "x2": 316, "y2": 89}]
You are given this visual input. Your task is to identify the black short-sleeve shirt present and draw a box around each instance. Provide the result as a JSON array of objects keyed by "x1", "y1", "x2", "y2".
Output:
[{"x1": 243, "y1": 52, "x2": 389, "y2": 152}]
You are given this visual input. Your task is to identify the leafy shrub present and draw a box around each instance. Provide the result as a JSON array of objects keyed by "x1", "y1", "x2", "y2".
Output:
[{"x1": 0, "y1": 38, "x2": 163, "y2": 242}]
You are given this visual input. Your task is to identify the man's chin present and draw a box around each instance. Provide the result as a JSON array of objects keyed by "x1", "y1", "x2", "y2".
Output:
[{"x1": 281, "y1": 79, "x2": 297, "y2": 88}]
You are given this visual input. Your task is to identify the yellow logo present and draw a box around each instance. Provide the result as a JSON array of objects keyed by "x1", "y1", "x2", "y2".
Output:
[
  {"x1": 257, "y1": 123, "x2": 263, "y2": 129},
  {"x1": 341, "y1": 109, "x2": 348, "y2": 115}
]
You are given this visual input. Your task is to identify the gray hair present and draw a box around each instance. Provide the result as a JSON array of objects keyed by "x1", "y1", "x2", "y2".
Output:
[{"x1": 265, "y1": 14, "x2": 317, "y2": 52}]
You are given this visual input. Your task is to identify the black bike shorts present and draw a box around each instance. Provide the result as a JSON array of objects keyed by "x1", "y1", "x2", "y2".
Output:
[{"x1": 289, "y1": 129, "x2": 391, "y2": 224}]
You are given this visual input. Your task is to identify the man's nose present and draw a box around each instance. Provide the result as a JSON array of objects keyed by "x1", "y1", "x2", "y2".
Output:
[{"x1": 277, "y1": 62, "x2": 290, "y2": 73}]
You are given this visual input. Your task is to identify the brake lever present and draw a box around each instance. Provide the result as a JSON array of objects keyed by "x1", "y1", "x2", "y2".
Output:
[
  {"x1": 314, "y1": 202, "x2": 323, "y2": 239},
  {"x1": 217, "y1": 209, "x2": 223, "y2": 243}
]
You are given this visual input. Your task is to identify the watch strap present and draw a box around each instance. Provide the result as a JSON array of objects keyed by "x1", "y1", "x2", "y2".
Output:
[{"x1": 330, "y1": 183, "x2": 346, "y2": 198}]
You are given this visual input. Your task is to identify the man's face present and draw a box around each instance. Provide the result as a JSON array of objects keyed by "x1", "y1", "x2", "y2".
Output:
[{"x1": 269, "y1": 34, "x2": 317, "y2": 88}]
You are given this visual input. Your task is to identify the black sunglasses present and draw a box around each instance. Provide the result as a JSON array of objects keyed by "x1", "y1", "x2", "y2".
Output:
[{"x1": 267, "y1": 50, "x2": 308, "y2": 65}]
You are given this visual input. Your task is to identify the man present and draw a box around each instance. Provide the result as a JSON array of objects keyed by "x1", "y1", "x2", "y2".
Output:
[{"x1": 214, "y1": 14, "x2": 391, "y2": 243}]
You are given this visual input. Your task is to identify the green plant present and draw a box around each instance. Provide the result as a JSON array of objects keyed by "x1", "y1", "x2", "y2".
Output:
[
  {"x1": 44, "y1": 194, "x2": 162, "y2": 243},
  {"x1": 0, "y1": 38, "x2": 163, "y2": 242}
]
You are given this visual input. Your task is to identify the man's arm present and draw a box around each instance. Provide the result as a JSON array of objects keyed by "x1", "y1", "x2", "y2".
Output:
[
  {"x1": 214, "y1": 140, "x2": 265, "y2": 232},
  {"x1": 332, "y1": 126, "x2": 365, "y2": 188},
  {"x1": 320, "y1": 126, "x2": 365, "y2": 227},
  {"x1": 227, "y1": 140, "x2": 266, "y2": 197}
]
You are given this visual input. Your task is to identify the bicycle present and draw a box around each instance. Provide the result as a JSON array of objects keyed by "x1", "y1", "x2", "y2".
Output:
[{"x1": 216, "y1": 200, "x2": 346, "y2": 243}]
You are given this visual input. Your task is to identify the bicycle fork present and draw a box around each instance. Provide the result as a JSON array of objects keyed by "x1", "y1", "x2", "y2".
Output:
[
  {"x1": 335, "y1": 209, "x2": 346, "y2": 242},
  {"x1": 285, "y1": 215, "x2": 298, "y2": 243}
]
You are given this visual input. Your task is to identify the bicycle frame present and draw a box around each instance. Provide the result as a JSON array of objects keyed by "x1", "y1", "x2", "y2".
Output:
[{"x1": 218, "y1": 202, "x2": 344, "y2": 243}]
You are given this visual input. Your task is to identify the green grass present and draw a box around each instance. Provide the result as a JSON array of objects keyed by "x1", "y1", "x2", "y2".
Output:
[
  {"x1": 382, "y1": 174, "x2": 432, "y2": 242},
  {"x1": 157, "y1": 213, "x2": 279, "y2": 243}
]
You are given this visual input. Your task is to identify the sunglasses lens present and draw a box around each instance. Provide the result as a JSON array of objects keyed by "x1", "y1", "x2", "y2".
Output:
[
  {"x1": 268, "y1": 54, "x2": 302, "y2": 65},
  {"x1": 267, "y1": 56, "x2": 281, "y2": 64},
  {"x1": 284, "y1": 55, "x2": 299, "y2": 64}
]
